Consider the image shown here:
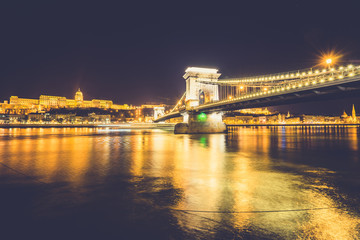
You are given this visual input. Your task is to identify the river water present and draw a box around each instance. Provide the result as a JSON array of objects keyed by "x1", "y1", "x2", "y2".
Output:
[{"x1": 0, "y1": 127, "x2": 359, "y2": 239}]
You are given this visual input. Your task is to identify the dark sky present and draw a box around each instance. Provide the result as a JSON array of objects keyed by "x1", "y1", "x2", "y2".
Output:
[{"x1": 1, "y1": 0, "x2": 360, "y2": 114}]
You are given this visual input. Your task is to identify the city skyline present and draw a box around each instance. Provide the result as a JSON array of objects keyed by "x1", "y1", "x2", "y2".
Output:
[
  {"x1": 1, "y1": 1, "x2": 360, "y2": 113},
  {"x1": 1, "y1": 69, "x2": 360, "y2": 116}
]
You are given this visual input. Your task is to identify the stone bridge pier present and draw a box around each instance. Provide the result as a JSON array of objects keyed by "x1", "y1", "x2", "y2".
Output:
[
  {"x1": 174, "y1": 67, "x2": 227, "y2": 134},
  {"x1": 174, "y1": 112, "x2": 227, "y2": 134}
]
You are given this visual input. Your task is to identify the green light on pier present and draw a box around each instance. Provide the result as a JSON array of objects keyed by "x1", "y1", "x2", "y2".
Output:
[{"x1": 197, "y1": 112, "x2": 207, "y2": 122}]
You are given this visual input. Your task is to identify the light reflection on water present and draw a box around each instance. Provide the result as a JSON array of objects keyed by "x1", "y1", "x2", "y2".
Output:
[{"x1": 0, "y1": 127, "x2": 359, "y2": 239}]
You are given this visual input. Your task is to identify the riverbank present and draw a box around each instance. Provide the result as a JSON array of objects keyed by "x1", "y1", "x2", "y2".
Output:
[
  {"x1": 0, "y1": 123, "x2": 176, "y2": 129},
  {"x1": 227, "y1": 123, "x2": 360, "y2": 127}
]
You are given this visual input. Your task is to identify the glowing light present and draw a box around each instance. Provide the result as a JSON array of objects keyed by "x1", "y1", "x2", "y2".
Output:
[
  {"x1": 185, "y1": 67, "x2": 218, "y2": 74},
  {"x1": 197, "y1": 112, "x2": 207, "y2": 122},
  {"x1": 319, "y1": 49, "x2": 343, "y2": 67}
]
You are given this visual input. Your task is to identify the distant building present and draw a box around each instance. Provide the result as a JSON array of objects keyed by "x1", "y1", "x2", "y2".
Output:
[
  {"x1": 239, "y1": 107, "x2": 271, "y2": 115},
  {"x1": 1, "y1": 89, "x2": 133, "y2": 115},
  {"x1": 341, "y1": 110, "x2": 348, "y2": 119},
  {"x1": 341, "y1": 105, "x2": 358, "y2": 123},
  {"x1": 352, "y1": 104, "x2": 357, "y2": 122}
]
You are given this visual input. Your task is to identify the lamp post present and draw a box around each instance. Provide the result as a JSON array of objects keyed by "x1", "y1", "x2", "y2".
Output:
[{"x1": 326, "y1": 58, "x2": 332, "y2": 69}]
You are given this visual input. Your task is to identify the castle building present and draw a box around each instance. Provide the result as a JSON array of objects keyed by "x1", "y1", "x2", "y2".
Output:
[
  {"x1": 75, "y1": 88, "x2": 83, "y2": 102},
  {"x1": 1, "y1": 89, "x2": 133, "y2": 115}
]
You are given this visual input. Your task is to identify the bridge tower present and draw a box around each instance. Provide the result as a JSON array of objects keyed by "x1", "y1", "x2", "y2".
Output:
[
  {"x1": 174, "y1": 67, "x2": 226, "y2": 134},
  {"x1": 183, "y1": 67, "x2": 221, "y2": 108},
  {"x1": 153, "y1": 106, "x2": 165, "y2": 120}
]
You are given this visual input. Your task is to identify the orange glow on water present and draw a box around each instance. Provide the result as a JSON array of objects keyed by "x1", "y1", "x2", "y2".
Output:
[{"x1": 1, "y1": 127, "x2": 359, "y2": 238}]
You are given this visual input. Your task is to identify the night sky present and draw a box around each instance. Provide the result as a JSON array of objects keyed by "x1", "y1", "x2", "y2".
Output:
[{"x1": 1, "y1": 1, "x2": 360, "y2": 114}]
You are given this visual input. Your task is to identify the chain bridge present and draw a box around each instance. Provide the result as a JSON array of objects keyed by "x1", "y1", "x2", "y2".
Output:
[{"x1": 154, "y1": 64, "x2": 360, "y2": 133}]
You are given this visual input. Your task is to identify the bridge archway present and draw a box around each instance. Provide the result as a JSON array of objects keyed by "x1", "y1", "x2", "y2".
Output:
[
  {"x1": 183, "y1": 67, "x2": 221, "y2": 108},
  {"x1": 199, "y1": 90, "x2": 205, "y2": 105}
]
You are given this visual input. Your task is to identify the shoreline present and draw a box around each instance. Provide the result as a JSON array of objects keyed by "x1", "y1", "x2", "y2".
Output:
[
  {"x1": 0, "y1": 123, "x2": 176, "y2": 129},
  {"x1": 1, "y1": 123, "x2": 359, "y2": 129},
  {"x1": 227, "y1": 123, "x2": 360, "y2": 127}
]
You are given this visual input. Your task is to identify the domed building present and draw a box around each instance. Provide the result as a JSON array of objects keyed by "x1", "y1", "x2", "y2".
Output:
[
  {"x1": 75, "y1": 88, "x2": 83, "y2": 101},
  {"x1": 5, "y1": 87, "x2": 133, "y2": 115},
  {"x1": 74, "y1": 88, "x2": 84, "y2": 107}
]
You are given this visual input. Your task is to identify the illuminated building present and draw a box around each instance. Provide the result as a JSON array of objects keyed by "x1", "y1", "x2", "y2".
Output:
[
  {"x1": 341, "y1": 110, "x2": 348, "y2": 118},
  {"x1": 1, "y1": 89, "x2": 133, "y2": 115},
  {"x1": 238, "y1": 107, "x2": 271, "y2": 115},
  {"x1": 75, "y1": 88, "x2": 84, "y2": 103},
  {"x1": 39, "y1": 95, "x2": 67, "y2": 107},
  {"x1": 10, "y1": 96, "x2": 39, "y2": 105},
  {"x1": 352, "y1": 104, "x2": 357, "y2": 122}
]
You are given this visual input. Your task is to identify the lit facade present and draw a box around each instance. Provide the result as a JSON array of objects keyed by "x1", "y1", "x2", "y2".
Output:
[
  {"x1": 183, "y1": 67, "x2": 221, "y2": 107},
  {"x1": 1, "y1": 89, "x2": 133, "y2": 115}
]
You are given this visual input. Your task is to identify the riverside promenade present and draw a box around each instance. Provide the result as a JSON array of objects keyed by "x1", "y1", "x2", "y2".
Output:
[{"x1": 0, "y1": 123, "x2": 175, "y2": 129}]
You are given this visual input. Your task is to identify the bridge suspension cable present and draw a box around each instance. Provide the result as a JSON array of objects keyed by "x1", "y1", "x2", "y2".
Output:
[
  {"x1": 169, "y1": 92, "x2": 186, "y2": 113},
  {"x1": 198, "y1": 64, "x2": 360, "y2": 110},
  {"x1": 210, "y1": 64, "x2": 360, "y2": 102},
  {"x1": 154, "y1": 64, "x2": 360, "y2": 122}
]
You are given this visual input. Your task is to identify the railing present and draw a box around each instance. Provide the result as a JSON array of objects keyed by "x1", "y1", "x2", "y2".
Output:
[
  {"x1": 196, "y1": 64, "x2": 360, "y2": 109},
  {"x1": 219, "y1": 64, "x2": 359, "y2": 84}
]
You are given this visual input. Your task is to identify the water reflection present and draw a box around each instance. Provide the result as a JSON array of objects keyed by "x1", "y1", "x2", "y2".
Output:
[{"x1": 0, "y1": 127, "x2": 359, "y2": 239}]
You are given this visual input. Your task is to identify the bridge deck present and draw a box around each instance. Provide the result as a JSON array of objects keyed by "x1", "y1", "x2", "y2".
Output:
[{"x1": 154, "y1": 67, "x2": 360, "y2": 122}]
